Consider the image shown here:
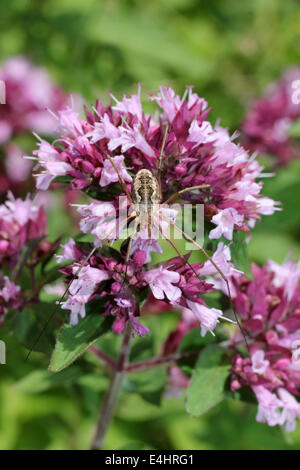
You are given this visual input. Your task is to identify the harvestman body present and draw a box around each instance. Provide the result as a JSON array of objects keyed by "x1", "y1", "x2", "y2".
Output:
[{"x1": 131, "y1": 169, "x2": 160, "y2": 237}]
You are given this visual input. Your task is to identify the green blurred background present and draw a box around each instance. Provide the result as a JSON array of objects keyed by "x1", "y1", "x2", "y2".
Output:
[{"x1": 0, "y1": 0, "x2": 300, "y2": 450}]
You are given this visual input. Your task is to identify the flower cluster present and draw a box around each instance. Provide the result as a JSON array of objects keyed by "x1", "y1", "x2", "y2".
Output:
[
  {"x1": 33, "y1": 86, "x2": 279, "y2": 240},
  {"x1": 57, "y1": 238, "x2": 230, "y2": 337},
  {"x1": 0, "y1": 192, "x2": 48, "y2": 267},
  {"x1": 0, "y1": 191, "x2": 68, "y2": 325},
  {"x1": 0, "y1": 56, "x2": 68, "y2": 197},
  {"x1": 229, "y1": 259, "x2": 300, "y2": 432},
  {"x1": 3, "y1": 143, "x2": 32, "y2": 185},
  {"x1": 242, "y1": 68, "x2": 300, "y2": 166},
  {"x1": 0, "y1": 276, "x2": 21, "y2": 321},
  {"x1": 0, "y1": 56, "x2": 66, "y2": 143}
]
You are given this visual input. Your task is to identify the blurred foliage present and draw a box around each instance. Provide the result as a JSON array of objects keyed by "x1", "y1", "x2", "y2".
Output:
[{"x1": 0, "y1": 0, "x2": 300, "y2": 450}]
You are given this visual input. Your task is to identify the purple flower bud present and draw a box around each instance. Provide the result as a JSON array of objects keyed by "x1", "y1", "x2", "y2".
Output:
[{"x1": 77, "y1": 159, "x2": 95, "y2": 174}]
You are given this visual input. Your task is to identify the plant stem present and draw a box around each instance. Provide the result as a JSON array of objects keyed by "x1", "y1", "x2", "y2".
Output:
[
  {"x1": 91, "y1": 320, "x2": 132, "y2": 450},
  {"x1": 90, "y1": 346, "x2": 116, "y2": 369},
  {"x1": 125, "y1": 351, "x2": 198, "y2": 372}
]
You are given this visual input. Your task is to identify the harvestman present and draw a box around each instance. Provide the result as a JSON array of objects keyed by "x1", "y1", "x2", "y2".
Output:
[{"x1": 26, "y1": 127, "x2": 248, "y2": 359}]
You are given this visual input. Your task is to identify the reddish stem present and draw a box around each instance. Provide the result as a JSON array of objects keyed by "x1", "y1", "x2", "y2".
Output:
[
  {"x1": 125, "y1": 351, "x2": 198, "y2": 372},
  {"x1": 90, "y1": 346, "x2": 116, "y2": 369}
]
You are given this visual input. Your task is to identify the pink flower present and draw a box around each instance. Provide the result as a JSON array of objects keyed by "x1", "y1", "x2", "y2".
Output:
[
  {"x1": 251, "y1": 350, "x2": 270, "y2": 375},
  {"x1": 187, "y1": 120, "x2": 215, "y2": 147},
  {"x1": 69, "y1": 265, "x2": 110, "y2": 297},
  {"x1": 76, "y1": 198, "x2": 129, "y2": 242},
  {"x1": 0, "y1": 56, "x2": 67, "y2": 140},
  {"x1": 186, "y1": 300, "x2": 227, "y2": 337},
  {"x1": 3, "y1": 192, "x2": 38, "y2": 225},
  {"x1": 0, "y1": 276, "x2": 21, "y2": 318},
  {"x1": 57, "y1": 106, "x2": 84, "y2": 138},
  {"x1": 61, "y1": 265, "x2": 110, "y2": 325},
  {"x1": 277, "y1": 388, "x2": 300, "y2": 432},
  {"x1": 242, "y1": 67, "x2": 300, "y2": 166},
  {"x1": 44, "y1": 282, "x2": 66, "y2": 297},
  {"x1": 197, "y1": 242, "x2": 240, "y2": 300},
  {"x1": 109, "y1": 124, "x2": 156, "y2": 158},
  {"x1": 5, "y1": 144, "x2": 32, "y2": 182},
  {"x1": 0, "y1": 121, "x2": 12, "y2": 144},
  {"x1": 61, "y1": 295, "x2": 87, "y2": 326},
  {"x1": 164, "y1": 366, "x2": 189, "y2": 399},
  {"x1": 256, "y1": 197, "x2": 281, "y2": 216},
  {"x1": 150, "y1": 86, "x2": 183, "y2": 122},
  {"x1": 200, "y1": 242, "x2": 237, "y2": 279},
  {"x1": 55, "y1": 238, "x2": 76, "y2": 263},
  {"x1": 77, "y1": 201, "x2": 116, "y2": 234},
  {"x1": 111, "y1": 89, "x2": 143, "y2": 120},
  {"x1": 129, "y1": 314, "x2": 149, "y2": 337},
  {"x1": 209, "y1": 208, "x2": 244, "y2": 241},
  {"x1": 33, "y1": 140, "x2": 72, "y2": 190},
  {"x1": 253, "y1": 386, "x2": 300, "y2": 432},
  {"x1": 130, "y1": 230, "x2": 163, "y2": 263},
  {"x1": 88, "y1": 113, "x2": 120, "y2": 143},
  {"x1": 156, "y1": 206, "x2": 178, "y2": 235},
  {"x1": 253, "y1": 386, "x2": 283, "y2": 428},
  {"x1": 142, "y1": 267, "x2": 181, "y2": 302},
  {"x1": 267, "y1": 259, "x2": 300, "y2": 301},
  {"x1": 100, "y1": 155, "x2": 132, "y2": 187},
  {"x1": 0, "y1": 193, "x2": 47, "y2": 264}
]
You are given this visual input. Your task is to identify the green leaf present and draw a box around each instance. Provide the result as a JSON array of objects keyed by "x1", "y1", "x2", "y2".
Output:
[
  {"x1": 231, "y1": 231, "x2": 251, "y2": 276},
  {"x1": 255, "y1": 160, "x2": 300, "y2": 232},
  {"x1": 186, "y1": 345, "x2": 229, "y2": 417},
  {"x1": 76, "y1": 374, "x2": 110, "y2": 413},
  {"x1": 226, "y1": 385, "x2": 257, "y2": 405},
  {"x1": 85, "y1": 183, "x2": 123, "y2": 201},
  {"x1": 124, "y1": 367, "x2": 166, "y2": 394},
  {"x1": 52, "y1": 175, "x2": 73, "y2": 184},
  {"x1": 178, "y1": 328, "x2": 226, "y2": 376},
  {"x1": 7, "y1": 303, "x2": 58, "y2": 355},
  {"x1": 98, "y1": 244, "x2": 123, "y2": 261},
  {"x1": 75, "y1": 241, "x2": 95, "y2": 252},
  {"x1": 15, "y1": 366, "x2": 82, "y2": 393},
  {"x1": 288, "y1": 119, "x2": 300, "y2": 139},
  {"x1": 140, "y1": 389, "x2": 164, "y2": 406},
  {"x1": 123, "y1": 367, "x2": 166, "y2": 406},
  {"x1": 49, "y1": 315, "x2": 114, "y2": 372},
  {"x1": 84, "y1": 296, "x2": 110, "y2": 316},
  {"x1": 179, "y1": 328, "x2": 217, "y2": 355},
  {"x1": 12, "y1": 236, "x2": 45, "y2": 281},
  {"x1": 129, "y1": 335, "x2": 154, "y2": 363},
  {"x1": 39, "y1": 263, "x2": 71, "y2": 287},
  {"x1": 133, "y1": 286, "x2": 150, "y2": 307}
]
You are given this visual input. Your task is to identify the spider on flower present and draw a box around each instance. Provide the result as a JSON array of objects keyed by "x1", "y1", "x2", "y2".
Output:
[{"x1": 27, "y1": 85, "x2": 279, "y2": 354}]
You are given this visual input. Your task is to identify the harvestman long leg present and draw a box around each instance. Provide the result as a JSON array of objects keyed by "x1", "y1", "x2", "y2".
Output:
[
  {"x1": 157, "y1": 125, "x2": 169, "y2": 200},
  {"x1": 105, "y1": 153, "x2": 134, "y2": 205},
  {"x1": 161, "y1": 184, "x2": 211, "y2": 206}
]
